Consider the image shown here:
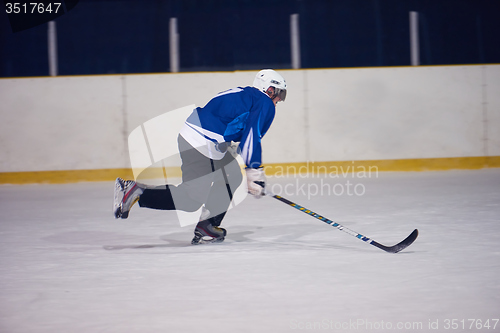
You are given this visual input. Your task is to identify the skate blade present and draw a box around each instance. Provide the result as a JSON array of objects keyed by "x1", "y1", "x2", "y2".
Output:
[
  {"x1": 114, "y1": 207, "x2": 129, "y2": 219},
  {"x1": 191, "y1": 235, "x2": 225, "y2": 245},
  {"x1": 114, "y1": 207, "x2": 122, "y2": 218}
]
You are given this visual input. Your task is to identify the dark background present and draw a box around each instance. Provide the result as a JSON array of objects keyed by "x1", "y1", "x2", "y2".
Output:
[{"x1": 1, "y1": 0, "x2": 499, "y2": 77}]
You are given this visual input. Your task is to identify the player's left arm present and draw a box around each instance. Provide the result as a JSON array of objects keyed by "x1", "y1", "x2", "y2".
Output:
[
  {"x1": 240, "y1": 104, "x2": 275, "y2": 198},
  {"x1": 240, "y1": 104, "x2": 275, "y2": 169}
]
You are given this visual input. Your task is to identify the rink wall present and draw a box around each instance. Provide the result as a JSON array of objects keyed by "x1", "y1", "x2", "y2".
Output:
[{"x1": 0, "y1": 65, "x2": 499, "y2": 184}]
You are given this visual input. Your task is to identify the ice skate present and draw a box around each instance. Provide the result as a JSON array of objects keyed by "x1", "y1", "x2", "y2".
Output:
[
  {"x1": 191, "y1": 219, "x2": 227, "y2": 245},
  {"x1": 113, "y1": 177, "x2": 144, "y2": 219}
]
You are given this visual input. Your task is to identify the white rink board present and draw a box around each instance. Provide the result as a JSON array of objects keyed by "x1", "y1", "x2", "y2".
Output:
[
  {"x1": 486, "y1": 65, "x2": 500, "y2": 156},
  {"x1": 305, "y1": 66, "x2": 484, "y2": 161},
  {"x1": 0, "y1": 65, "x2": 498, "y2": 173},
  {"x1": 0, "y1": 76, "x2": 125, "y2": 172}
]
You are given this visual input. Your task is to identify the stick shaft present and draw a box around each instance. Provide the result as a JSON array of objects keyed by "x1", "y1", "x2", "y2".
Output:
[
  {"x1": 269, "y1": 193, "x2": 418, "y2": 253},
  {"x1": 272, "y1": 195, "x2": 374, "y2": 243}
]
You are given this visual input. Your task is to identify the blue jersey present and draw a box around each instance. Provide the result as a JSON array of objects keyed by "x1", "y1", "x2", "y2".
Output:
[{"x1": 180, "y1": 86, "x2": 275, "y2": 168}]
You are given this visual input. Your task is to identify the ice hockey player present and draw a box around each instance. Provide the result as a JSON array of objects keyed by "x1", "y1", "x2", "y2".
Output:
[{"x1": 113, "y1": 69, "x2": 287, "y2": 244}]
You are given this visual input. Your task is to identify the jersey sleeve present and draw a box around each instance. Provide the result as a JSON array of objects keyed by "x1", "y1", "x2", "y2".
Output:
[{"x1": 239, "y1": 102, "x2": 275, "y2": 168}]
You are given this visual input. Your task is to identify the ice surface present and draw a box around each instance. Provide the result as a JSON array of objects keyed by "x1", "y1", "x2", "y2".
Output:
[{"x1": 1, "y1": 169, "x2": 499, "y2": 332}]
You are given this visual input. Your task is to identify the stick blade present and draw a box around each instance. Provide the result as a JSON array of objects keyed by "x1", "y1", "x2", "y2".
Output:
[{"x1": 370, "y1": 229, "x2": 419, "y2": 253}]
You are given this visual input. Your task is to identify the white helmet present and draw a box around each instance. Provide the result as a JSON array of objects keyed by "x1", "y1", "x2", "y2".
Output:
[{"x1": 253, "y1": 69, "x2": 287, "y2": 102}]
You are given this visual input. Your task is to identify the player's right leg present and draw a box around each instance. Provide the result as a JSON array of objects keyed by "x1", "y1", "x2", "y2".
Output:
[{"x1": 114, "y1": 178, "x2": 204, "y2": 219}]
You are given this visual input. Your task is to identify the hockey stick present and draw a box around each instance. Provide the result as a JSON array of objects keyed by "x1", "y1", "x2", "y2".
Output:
[{"x1": 266, "y1": 191, "x2": 418, "y2": 253}]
